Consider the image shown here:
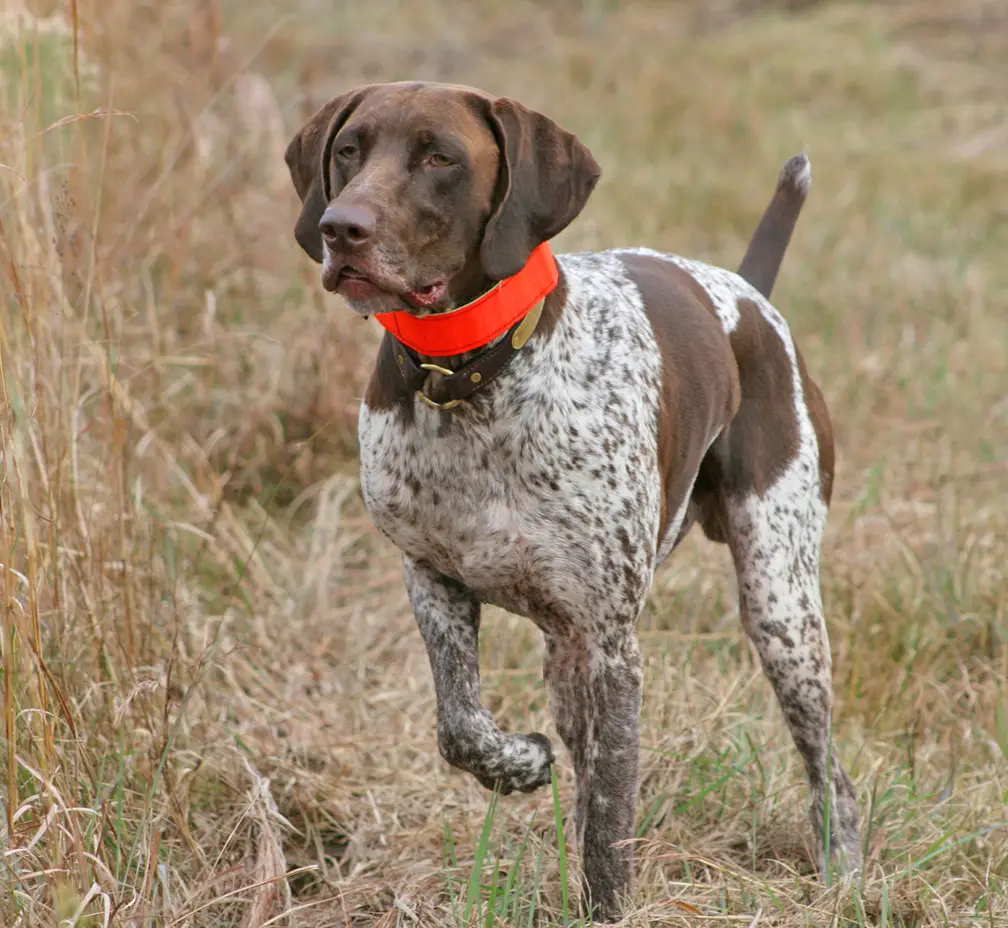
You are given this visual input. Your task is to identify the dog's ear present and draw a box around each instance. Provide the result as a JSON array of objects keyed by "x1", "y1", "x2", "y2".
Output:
[
  {"x1": 480, "y1": 98, "x2": 601, "y2": 281},
  {"x1": 284, "y1": 88, "x2": 372, "y2": 263}
]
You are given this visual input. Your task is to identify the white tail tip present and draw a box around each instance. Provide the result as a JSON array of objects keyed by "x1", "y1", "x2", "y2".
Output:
[{"x1": 778, "y1": 152, "x2": 811, "y2": 196}]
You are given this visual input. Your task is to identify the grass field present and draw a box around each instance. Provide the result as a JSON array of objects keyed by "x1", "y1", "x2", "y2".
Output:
[{"x1": 2, "y1": 0, "x2": 1007, "y2": 924}]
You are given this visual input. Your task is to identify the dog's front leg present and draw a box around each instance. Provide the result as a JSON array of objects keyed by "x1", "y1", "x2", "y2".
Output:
[
  {"x1": 545, "y1": 624, "x2": 642, "y2": 923},
  {"x1": 404, "y1": 556, "x2": 554, "y2": 795}
]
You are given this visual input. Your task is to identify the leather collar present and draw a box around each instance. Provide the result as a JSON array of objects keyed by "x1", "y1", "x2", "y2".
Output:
[
  {"x1": 389, "y1": 296, "x2": 547, "y2": 409},
  {"x1": 373, "y1": 242, "x2": 558, "y2": 356}
]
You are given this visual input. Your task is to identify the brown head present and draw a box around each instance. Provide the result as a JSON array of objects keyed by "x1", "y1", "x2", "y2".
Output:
[{"x1": 284, "y1": 81, "x2": 601, "y2": 317}]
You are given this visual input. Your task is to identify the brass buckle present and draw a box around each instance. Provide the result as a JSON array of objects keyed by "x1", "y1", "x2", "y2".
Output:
[
  {"x1": 416, "y1": 390, "x2": 461, "y2": 410},
  {"x1": 416, "y1": 362, "x2": 461, "y2": 409}
]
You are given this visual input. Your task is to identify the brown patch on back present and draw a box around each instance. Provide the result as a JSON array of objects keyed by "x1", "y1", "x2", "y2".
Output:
[
  {"x1": 618, "y1": 253, "x2": 740, "y2": 543},
  {"x1": 660, "y1": 262, "x2": 724, "y2": 323}
]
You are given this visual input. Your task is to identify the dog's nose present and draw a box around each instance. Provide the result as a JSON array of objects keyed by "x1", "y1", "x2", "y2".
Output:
[{"x1": 319, "y1": 204, "x2": 376, "y2": 249}]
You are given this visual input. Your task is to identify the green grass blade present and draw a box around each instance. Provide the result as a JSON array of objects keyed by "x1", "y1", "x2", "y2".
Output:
[
  {"x1": 503, "y1": 811, "x2": 536, "y2": 923},
  {"x1": 635, "y1": 792, "x2": 664, "y2": 838},
  {"x1": 550, "y1": 764, "x2": 570, "y2": 924},
  {"x1": 526, "y1": 844, "x2": 543, "y2": 928},
  {"x1": 464, "y1": 787, "x2": 499, "y2": 923}
]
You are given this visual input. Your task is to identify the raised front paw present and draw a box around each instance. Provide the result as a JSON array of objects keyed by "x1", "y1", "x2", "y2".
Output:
[{"x1": 447, "y1": 730, "x2": 554, "y2": 795}]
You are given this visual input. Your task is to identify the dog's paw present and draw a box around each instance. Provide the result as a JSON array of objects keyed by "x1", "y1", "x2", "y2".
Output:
[
  {"x1": 474, "y1": 731, "x2": 555, "y2": 795},
  {"x1": 816, "y1": 837, "x2": 863, "y2": 884},
  {"x1": 812, "y1": 773, "x2": 863, "y2": 882}
]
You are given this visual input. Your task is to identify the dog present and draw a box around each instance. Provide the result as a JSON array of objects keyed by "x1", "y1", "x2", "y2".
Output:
[{"x1": 285, "y1": 81, "x2": 862, "y2": 922}]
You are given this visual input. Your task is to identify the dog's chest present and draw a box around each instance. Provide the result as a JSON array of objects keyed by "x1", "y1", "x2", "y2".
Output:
[{"x1": 358, "y1": 254, "x2": 665, "y2": 625}]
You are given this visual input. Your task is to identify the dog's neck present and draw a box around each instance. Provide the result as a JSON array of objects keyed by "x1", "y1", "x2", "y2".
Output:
[
  {"x1": 418, "y1": 268, "x2": 501, "y2": 370},
  {"x1": 448, "y1": 263, "x2": 497, "y2": 312}
]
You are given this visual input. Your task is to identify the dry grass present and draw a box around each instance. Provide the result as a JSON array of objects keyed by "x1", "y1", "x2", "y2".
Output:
[{"x1": 1, "y1": 0, "x2": 1007, "y2": 924}]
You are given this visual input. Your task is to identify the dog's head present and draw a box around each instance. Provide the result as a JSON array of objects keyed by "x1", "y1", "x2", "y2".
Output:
[{"x1": 284, "y1": 81, "x2": 600, "y2": 317}]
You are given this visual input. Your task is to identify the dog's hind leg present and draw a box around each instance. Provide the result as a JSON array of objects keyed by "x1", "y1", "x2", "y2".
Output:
[
  {"x1": 404, "y1": 556, "x2": 555, "y2": 795},
  {"x1": 695, "y1": 296, "x2": 862, "y2": 878},
  {"x1": 722, "y1": 452, "x2": 862, "y2": 877}
]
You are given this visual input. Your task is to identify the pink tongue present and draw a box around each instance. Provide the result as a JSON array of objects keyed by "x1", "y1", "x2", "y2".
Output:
[{"x1": 404, "y1": 281, "x2": 446, "y2": 309}]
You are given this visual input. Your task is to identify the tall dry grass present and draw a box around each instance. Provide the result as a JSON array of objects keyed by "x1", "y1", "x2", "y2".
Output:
[{"x1": 1, "y1": 1, "x2": 1006, "y2": 925}]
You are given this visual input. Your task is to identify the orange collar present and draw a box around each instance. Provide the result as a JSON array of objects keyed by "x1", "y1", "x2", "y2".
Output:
[{"x1": 373, "y1": 243, "x2": 559, "y2": 357}]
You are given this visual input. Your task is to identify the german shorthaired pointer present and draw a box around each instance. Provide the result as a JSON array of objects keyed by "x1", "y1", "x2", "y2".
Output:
[{"x1": 285, "y1": 81, "x2": 862, "y2": 921}]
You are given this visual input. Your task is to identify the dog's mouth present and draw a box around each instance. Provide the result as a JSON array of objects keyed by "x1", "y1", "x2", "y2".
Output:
[
  {"x1": 325, "y1": 263, "x2": 447, "y2": 312},
  {"x1": 324, "y1": 264, "x2": 377, "y2": 296},
  {"x1": 401, "y1": 280, "x2": 447, "y2": 311}
]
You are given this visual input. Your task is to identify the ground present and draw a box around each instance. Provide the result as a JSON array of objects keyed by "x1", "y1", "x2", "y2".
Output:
[{"x1": 1, "y1": 0, "x2": 1006, "y2": 925}]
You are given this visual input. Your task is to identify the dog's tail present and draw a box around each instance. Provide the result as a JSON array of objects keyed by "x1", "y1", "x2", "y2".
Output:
[{"x1": 736, "y1": 153, "x2": 811, "y2": 300}]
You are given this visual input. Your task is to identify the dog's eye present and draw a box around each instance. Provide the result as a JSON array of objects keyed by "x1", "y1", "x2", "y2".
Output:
[
  {"x1": 336, "y1": 143, "x2": 358, "y2": 160},
  {"x1": 426, "y1": 152, "x2": 455, "y2": 168}
]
